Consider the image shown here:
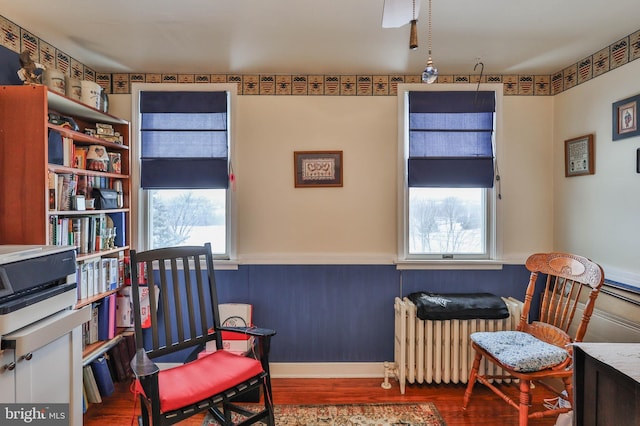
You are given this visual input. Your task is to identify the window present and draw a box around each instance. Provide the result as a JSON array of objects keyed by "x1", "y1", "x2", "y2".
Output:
[
  {"x1": 399, "y1": 86, "x2": 501, "y2": 261},
  {"x1": 132, "y1": 84, "x2": 236, "y2": 258}
]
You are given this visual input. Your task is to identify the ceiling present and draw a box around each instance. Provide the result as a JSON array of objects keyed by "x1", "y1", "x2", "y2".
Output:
[{"x1": 2, "y1": 0, "x2": 640, "y2": 77}]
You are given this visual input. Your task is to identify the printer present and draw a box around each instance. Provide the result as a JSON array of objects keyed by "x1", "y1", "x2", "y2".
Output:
[
  {"x1": 0, "y1": 245, "x2": 89, "y2": 426},
  {"x1": 0, "y1": 245, "x2": 78, "y2": 335}
]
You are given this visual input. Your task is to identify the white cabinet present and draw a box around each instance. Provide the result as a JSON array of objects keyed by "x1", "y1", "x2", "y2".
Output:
[{"x1": 0, "y1": 307, "x2": 89, "y2": 426}]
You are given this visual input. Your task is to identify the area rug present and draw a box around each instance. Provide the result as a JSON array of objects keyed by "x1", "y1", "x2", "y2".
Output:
[{"x1": 203, "y1": 402, "x2": 446, "y2": 425}]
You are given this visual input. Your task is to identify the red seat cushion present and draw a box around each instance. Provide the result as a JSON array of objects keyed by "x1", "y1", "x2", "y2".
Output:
[{"x1": 136, "y1": 350, "x2": 264, "y2": 413}]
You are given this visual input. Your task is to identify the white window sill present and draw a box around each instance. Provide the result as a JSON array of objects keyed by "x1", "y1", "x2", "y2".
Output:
[
  {"x1": 395, "y1": 259, "x2": 505, "y2": 270},
  {"x1": 213, "y1": 259, "x2": 240, "y2": 270}
]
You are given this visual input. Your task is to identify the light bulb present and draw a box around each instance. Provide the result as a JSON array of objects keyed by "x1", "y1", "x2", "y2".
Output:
[{"x1": 422, "y1": 57, "x2": 438, "y2": 84}]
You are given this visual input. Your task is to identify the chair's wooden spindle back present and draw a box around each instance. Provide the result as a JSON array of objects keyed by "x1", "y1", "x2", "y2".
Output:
[
  {"x1": 525, "y1": 252, "x2": 604, "y2": 342},
  {"x1": 192, "y1": 252, "x2": 216, "y2": 344},
  {"x1": 145, "y1": 258, "x2": 161, "y2": 351},
  {"x1": 131, "y1": 244, "x2": 223, "y2": 359},
  {"x1": 517, "y1": 270, "x2": 539, "y2": 331}
]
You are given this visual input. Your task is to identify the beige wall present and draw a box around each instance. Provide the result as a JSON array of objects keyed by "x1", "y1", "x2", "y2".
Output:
[
  {"x1": 234, "y1": 96, "x2": 397, "y2": 263},
  {"x1": 110, "y1": 90, "x2": 555, "y2": 265},
  {"x1": 553, "y1": 59, "x2": 640, "y2": 287},
  {"x1": 500, "y1": 96, "x2": 555, "y2": 262}
]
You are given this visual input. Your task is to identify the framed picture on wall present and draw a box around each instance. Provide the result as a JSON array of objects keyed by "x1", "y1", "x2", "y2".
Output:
[
  {"x1": 294, "y1": 151, "x2": 343, "y2": 187},
  {"x1": 565, "y1": 134, "x2": 595, "y2": 177},
  {"x1": 612, "y1": 94, "x2": 640, "y2": 140}
]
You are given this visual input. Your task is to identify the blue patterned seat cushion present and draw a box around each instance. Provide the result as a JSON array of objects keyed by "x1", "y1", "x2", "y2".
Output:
[{"x1": 470, "y1": 331, "x2": 569, "y2": 372}]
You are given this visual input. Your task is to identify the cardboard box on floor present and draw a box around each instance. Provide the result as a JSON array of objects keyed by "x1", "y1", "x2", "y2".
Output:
[{"x1": 205, "y1": 303, "x2": 254, "y2": 354}]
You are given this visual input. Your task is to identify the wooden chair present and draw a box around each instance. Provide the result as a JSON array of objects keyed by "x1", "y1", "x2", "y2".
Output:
[
  {"x1": 462, "y1": 252, "x2": 604, "y2": 425},
  {"x1": 129, "y1": 243, "x2": 276, "y2": 426}
]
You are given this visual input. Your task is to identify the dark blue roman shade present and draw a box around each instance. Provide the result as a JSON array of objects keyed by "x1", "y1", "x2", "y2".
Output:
[
  {"x1": 140, "y1": 91, "x2": 229, "y2": 189},
  {"x1": 408, "y1": 91, "x2": 495, "y2": 188}
]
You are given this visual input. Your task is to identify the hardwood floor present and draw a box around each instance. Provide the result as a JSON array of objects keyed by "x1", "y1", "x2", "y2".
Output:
[{"x1": 83, "y1": 377, "x2": 560, "y2": 425}]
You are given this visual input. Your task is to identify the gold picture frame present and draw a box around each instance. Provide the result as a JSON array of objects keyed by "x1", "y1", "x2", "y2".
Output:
[
  {"x1": 294, "y1": 151, "x2": 343, "y2": 187},
  {"x1": 565, "y1": 134, "x2": 595, "y2": 177}
]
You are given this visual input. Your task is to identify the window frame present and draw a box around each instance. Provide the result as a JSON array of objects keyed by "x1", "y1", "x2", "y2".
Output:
[
  {"x1": 396, "y1": 83, "x2": 503, "y2": 265},
  {"x1": 131, "y1": 83, "x2": 237, "y2": 260}
]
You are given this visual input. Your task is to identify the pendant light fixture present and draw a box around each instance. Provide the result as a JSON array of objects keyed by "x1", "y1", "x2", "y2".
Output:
[
  {"x1": 422, "y1": 0, "x2": 438, "y2": 83},
  {"x1": 409, "y1": 0, "x2": 418, "y2": 50}
]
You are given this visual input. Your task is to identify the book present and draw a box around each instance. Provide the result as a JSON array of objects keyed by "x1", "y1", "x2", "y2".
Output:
[
  {"x1": 107, "y1": 341, "x2": 128, "y2": 382},
  {"x1": 107, "y1": 212, "x2": 126, "y2": 248},
  {"x1": 62, "y1": 136, "x2": 74, "y2": 167},
  {"x1": 57, "y1": 173, "x2": 76, "y2": 211},
  {"x1": 88, "y1": 304, "x2": 99, "y2": 344},
  {"x1": 99, "y1": 258, "x2": 108, "y2": 293},
  {"x1": 82, "y1": 383, "x2": 88, "y2": 413},
  {"x1": 106, "y1": 258, "x2": 118, "y2": 290},
  {"x1": 108, "y1": 293, "x2": 117, "y2": 339},
  {"x1": 92, "y1": 258, "x2": 101, "y2": 295},
  {"x1": 71, "y1": 217, "x2": 82, "y2": 249},
  {"x1": 86, "y1": 260, "x2": 95, "y2": 298},
  {"x1": 49, "y1": 215, "x2": 57, "y2": 245},
  {"x1": 116, "y1": 333, "x2": 135, "y2": 380},
  {"x1": 124, "y1": 332, "x2": 136, "y2": 369},
  {"x1": 76, "y1": 174, "x2": 89, "y2": 197},
  {"x1": 79, "y1": 216, "x2": 90, "y2": 254},
  {"x1": 78, "y1": 261, "x2": 89, "y2": 300},
  {"x1": 97, "y1": 298, "x2": 110, "y2": 341},
  {"x1": 90, "y1": 356, "x2": 115, "y2": 397},
  {"x1": 48, "y1": 171, "x2": 58, "y2": 210},
  {"x1": 48, "y1": 129, "x2": 64, "y2": 165},
  {"x1": 83, "y1": 365, "x2": 102, "y2": 404}
]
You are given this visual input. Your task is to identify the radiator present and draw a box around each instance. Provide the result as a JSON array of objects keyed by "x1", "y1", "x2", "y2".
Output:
[{"x1": 383, "y1": 296, "x2": 523, "y2": 394}]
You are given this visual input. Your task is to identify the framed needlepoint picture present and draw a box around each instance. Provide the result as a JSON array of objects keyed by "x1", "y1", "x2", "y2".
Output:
[
  {"x1": 565, "y1": 134, "x2": 595, "y2": 177},
  {"x1": 612, "y1": 94, "x2": 640, "y2": 140},
  {"x1": 294, "y1": 151, "x2": 343, "y2": 188}
]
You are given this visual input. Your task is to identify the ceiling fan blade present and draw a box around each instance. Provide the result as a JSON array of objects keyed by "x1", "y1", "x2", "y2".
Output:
[{"x1": 382, "y1": 0, "x2": 420, "y2": 28}]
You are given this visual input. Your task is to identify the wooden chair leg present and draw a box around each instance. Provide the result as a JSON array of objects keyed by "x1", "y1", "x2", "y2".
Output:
[
  {"x1": 518, "y1": 379, "x2": 532, "y2": 426},
  {"x1": 139, "y1": 396, "x2": 150, "y2": 426},
  {"x1": 463, "y1": 350, "x2": 482, "y2": 410},
  {"x1": 562, "y1": 376, "x2": 573, "y2": 409}
]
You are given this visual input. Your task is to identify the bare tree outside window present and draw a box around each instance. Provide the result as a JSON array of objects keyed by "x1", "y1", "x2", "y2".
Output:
[
  {"x1": 150, "y1": 189, "x2": 226, "y2": 252},
  {"x1": 409, "y1": 188, "x2": 484, "y2": 255}
]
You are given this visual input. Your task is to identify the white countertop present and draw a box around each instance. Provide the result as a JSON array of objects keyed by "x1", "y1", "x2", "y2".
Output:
[{"x1": 574, "y1": 342, "x2": 640, "y2": 383}]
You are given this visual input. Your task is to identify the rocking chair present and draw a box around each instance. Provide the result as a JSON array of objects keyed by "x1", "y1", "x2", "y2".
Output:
[{"x1": 129, "y1": 243, "x2": 276, "y2": 425}]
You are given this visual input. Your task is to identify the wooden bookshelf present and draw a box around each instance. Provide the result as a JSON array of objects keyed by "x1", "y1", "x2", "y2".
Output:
[{"x1": 0, "y1": 84, "x2": 132, "y2": 367}]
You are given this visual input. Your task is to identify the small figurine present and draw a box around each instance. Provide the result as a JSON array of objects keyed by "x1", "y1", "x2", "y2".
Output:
[{"x1": 17, "y1": 50, "x2": 45, "y2": 84}]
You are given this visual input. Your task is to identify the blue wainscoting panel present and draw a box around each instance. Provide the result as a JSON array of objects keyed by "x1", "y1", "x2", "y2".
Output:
[
  {"x1": 212, "y1": 264, "x2": 531, "y2": 363},
  {"x1": 146, "y1": 263, "x2": 532, "y2": 364},
  {"x1": 217, "y1": 265, "x2": 400, "y2": 363}
]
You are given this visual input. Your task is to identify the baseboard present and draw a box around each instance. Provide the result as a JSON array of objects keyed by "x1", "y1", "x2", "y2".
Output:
[
  {"x1": 156, "y1": 361, "x2": 386, "y2": 378},
  {"x1": 270, "y1": 362, "x2": 385, "y2": 378}
]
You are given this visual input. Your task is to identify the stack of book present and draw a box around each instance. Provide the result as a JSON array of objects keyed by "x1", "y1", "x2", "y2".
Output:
[
  {"x1": 49, "y1": 211, "x2": 125, "y2": 255},
  {"x1": 47, "y1": 171, "x2": 123, "y2": 213},
  {"x1": 83, "y1": 294, "x2": 117, "y2": 348},
  {"x1": 76, "y1": 256, "x2": 120, "y2": 301},
  {"x1": 82, "y1": 332, "x2": 136, "y2": 410}
]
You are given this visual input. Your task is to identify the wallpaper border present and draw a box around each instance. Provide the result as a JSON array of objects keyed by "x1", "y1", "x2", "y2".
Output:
[{"x1": 2, "y1": 15, "x2": 639, "y2": 96}]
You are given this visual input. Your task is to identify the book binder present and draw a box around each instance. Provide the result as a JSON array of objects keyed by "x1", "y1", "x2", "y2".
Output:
[{"x1": 90, "y1": 355, "x2": 115, "y2": 397}]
